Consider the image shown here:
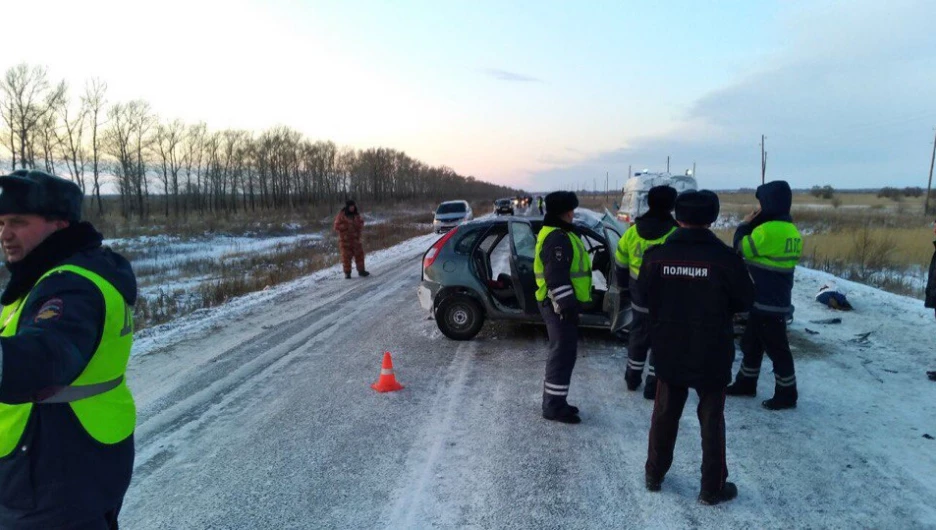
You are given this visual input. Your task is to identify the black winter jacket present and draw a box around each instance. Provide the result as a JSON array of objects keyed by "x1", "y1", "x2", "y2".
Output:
[
  {"x1": 637, "y1": 228, "x2": 755, "y2": 389},
  {"x1": 0, "y1": 223, "x2": 136, "y2": 528},
  {"x1": 926, "y1": 241, "x2": 935, "y2": 312}
]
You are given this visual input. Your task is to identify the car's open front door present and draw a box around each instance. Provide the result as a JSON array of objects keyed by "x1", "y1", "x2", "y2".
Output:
[
  {"x1": 507, "y1": 219, "x2": 539, "y2": 315},
  {"x1": 603, "y1": 225, "x2": 633, "y2": 333}
]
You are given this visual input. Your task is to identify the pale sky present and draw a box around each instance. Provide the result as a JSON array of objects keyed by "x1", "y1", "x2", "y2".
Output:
[{"x1": 2, "y1": 0, "x2": 935, "y2": 190}]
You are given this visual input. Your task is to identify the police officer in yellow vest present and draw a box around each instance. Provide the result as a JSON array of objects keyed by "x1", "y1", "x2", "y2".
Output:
[
  {"x1": 615, "y1": 185, "x2": 678, "y2": 400},
  {"x1": 534, "y1": 191, "x2": 590, "y2": 424},
  {"x1": 726, "y1": 180, "x2": 803, "y2": 410},
  {"x1": 0, "y1": 170, "x2": 136, "y2": 529}
]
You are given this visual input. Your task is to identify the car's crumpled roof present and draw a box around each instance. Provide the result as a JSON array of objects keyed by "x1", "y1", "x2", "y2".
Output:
[{"x1": 574, "y1": 208, "x2": 625, "y2": 233}]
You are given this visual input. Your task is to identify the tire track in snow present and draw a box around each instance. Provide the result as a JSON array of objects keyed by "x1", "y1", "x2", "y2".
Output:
[
  {"x1": 385, "y1": 339, "x2": 478, "y2": 528},
  {"x1": 132, "y1": 254, "x2": 419, "y2": 481}
]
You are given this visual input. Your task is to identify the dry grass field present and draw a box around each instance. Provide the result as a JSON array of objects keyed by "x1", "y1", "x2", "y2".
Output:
[{"x1": 581, "y1": 189, "x2": 934, "y2": 298}]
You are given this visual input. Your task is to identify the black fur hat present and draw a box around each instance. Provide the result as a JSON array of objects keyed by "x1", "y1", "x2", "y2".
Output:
[
  {"x1": 544, "y1": 191, "x2": 578, "y2": 215},
  {"x1": 647, "y1": 185, "x2": 677, "y2": 212},
  {"x1": 0, "y1": 170, "x2": 82, "y2": 222},
  {"x1": 675, "y1": 190, "x2": 720, "y2": 226}
]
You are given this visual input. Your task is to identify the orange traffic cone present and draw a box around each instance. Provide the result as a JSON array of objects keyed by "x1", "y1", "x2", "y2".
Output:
[{"x1": 371, "y1": 351, "x2": 404, "y2": 393}]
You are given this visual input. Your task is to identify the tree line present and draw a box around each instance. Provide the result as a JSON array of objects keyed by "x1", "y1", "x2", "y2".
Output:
[{"x1": 0, "y1": 63, "x2": 517, "y2": 220}]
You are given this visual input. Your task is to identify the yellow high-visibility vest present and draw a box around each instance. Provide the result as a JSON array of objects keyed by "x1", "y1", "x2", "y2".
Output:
[
  {"x1": 0, "y1": 265, "x2": 136, "y2": 458},
  {"x1": 534, "y1": 226, "x2": 592, "y2": 303}
]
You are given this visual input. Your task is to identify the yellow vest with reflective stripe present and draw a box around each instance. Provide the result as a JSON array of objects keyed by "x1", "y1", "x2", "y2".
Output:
[
  {"x1": 0, "y1": 265, "x2": 136, "y2": 458},
  {"x1": 614, "y1": 225, "x2": 676, "y2": 280},
  {"x1": 534, "y1": 226, "x2": 592, "y2": 303},
  {"x1": 740, "y1": 221, "x2": 802, "y2": 272}
]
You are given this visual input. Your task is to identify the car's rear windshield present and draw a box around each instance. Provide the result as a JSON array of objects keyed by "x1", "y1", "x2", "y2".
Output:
[
  {"x1": 437, "y1": 203, "x2": 467, "y2": 214},
  {"x1": 495, "y1": 199, "x2": 510, "y2": 205}
]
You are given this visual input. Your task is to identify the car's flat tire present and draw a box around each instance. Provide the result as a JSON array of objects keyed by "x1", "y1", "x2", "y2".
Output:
[{"x1": 436, "y1": 295, "x2": 484, "y2": 341}]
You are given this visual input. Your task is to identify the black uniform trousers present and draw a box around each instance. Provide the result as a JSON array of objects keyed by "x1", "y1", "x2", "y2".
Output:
[
  {"x1": 539, "y1": 300, "x2": 579, "y2": 413},
  {"x1": 627, "y1": 309, "x2": 655, "y2": 378},
  {"x1": 646, "y1": 380, "x2": 728, "y2": 494},
  {"x1": 738, "y1": 312, "x2": 796, "y2": 386},
  {"x1": 69, "y1": 505, "x2": 121, "y2": 529}
]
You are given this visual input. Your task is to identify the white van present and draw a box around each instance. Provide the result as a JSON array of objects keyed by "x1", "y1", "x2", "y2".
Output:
[{"x1": 616, "y1": 171, "x2": 697, "y2": 225}]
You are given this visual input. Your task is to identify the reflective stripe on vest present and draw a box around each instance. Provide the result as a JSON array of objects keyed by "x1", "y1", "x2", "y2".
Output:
[
  {"x1": 740, "y1": 221, "x2": 802, "y2": 272},
  {"x1": 0, "y1": 265, "x2": 136, "y2": 458},
  {"x1": 614, "y1": 225, "x2": 676, "y2": 280},
  {"x1": 533, "y1": 226, "x2": 593, "y2": 303}
]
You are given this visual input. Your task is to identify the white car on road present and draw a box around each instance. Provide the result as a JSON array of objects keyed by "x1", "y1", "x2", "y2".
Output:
[{"x1": 433, "y1": 200, "x2": 473, "y2": 233}]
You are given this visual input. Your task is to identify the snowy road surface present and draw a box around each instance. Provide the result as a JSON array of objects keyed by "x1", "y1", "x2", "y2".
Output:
[{"x1": 122, "y1": 232, "x2": 936, "y2": 529}]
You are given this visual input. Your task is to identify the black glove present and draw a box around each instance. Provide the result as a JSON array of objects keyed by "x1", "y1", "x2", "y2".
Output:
[{"x1": 559, "y1": 308, "x2": 578, "y2": 321}]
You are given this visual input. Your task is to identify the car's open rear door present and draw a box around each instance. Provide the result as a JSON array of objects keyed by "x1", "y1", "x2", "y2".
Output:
[{"x1": 507, "y1": 219, "x2": 539, "y2": 315}]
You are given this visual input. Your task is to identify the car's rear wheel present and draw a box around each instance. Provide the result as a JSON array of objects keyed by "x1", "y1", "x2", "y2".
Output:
[{"x1": 436, "y1": 295, "x2": 484, "y2": 340}]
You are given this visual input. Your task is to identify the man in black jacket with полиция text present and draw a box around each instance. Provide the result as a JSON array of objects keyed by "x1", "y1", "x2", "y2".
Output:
[{"x1": 638, "y1": 190, "x2": 754, "y2": 506}]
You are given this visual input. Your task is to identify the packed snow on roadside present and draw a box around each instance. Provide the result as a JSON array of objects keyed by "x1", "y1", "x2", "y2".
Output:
[{"x1": 105, "y1": 233, "x2": 326, "y2": 271}]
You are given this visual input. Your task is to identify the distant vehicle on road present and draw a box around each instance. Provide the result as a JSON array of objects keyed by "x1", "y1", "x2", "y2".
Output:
[
  {"x1": 617, "y1": 171, "x2": 697, "y2": 225},
  {"x1": 418, "y1": 210, "x2": 632, "y2": 340},
  {"x1": 433, "y1": 200, "x2": 473, "y2": 233},
  {"x1": 493, "y1": 198, "x2": 514, "y2": 216}
]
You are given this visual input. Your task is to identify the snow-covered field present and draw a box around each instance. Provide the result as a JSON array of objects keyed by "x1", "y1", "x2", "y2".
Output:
[{"x1": 120, "y1": 214, "x2": 936, "y2": 529}]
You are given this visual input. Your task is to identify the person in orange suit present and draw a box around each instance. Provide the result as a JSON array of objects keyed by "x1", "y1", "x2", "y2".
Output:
[{"x1": 334, "y1": 199, "x2": 369, "y2": 279}]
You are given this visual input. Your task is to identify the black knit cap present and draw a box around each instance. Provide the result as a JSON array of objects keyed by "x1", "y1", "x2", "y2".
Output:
[
  {"x1": 647, "y1": 185, "x2": 677, "y2": 212},
  {"x1": 675, "y1": 189, "x2": 720, "y2": 226},
  {"x1": 544, "y1": 191, "x2": 578, "y2": 215},
  {"x1": 0, "y1": 169, "x2": 82, "y2": 222}
]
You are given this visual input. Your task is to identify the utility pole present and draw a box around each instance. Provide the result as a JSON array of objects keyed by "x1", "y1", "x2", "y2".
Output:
[
  {"x1": 692, "y1": 161, "x2": 697, "y2": 178},
  {"x1": 760, "y1": 135, "x2": 767, "y2": 185},
  {"x1": 926, "y1": 128, "x2": 936, "y2": 216},
  {"x1": 605, "y1": 171, "x2": 609, "y2": 202},
  {"x1": 628, "y1": 164, "x2": 632, "y2": 180},
  {"x1": 666, "y1": 156, "x2": 670, "y2": 173}
]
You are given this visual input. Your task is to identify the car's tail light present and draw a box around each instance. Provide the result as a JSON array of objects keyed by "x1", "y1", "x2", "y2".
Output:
[
  {"x1": 617, "y1": 213, "x2": 631, "y2": 224},
  {"x1": 423, "y1": 227, "x2": 458, "y2": 270}
]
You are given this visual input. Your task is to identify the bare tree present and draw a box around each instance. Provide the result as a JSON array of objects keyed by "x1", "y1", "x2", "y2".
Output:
[
  {"x1": 56, "y1": 85, "x2": 90, "y2": 193},
  {"x1": 0, "y1": 64, "x2": 65, "y2": 169},
  {"x1": 0, "y1": 96, "x2": 15, "y2": 169},
  {"x1": 36, "y1": 106, "x2": 62, "y2": 174},
  {"x1": 128, "y1": 100, "x2": 153, "y2": 219},
  {"x1": 154, "y1": 118, "x2": 185, "y2": 217},
  {"x1": 182, "y1": 122, "x2": 206, "y2": 216},
  {"x1": 83, "y1": 79, "x2": 107, "y2": 214},
  {"x1": 103, "y1": 102, "x2": 136, "y2": 218}
]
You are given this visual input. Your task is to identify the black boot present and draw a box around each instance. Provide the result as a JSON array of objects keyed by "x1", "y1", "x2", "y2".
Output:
[
  {"x1": 542, "y1": 407, "x2": 581, "y2": 424},
  {"x1": 625, "y1": 368, "x2": 642, "y2": 391},
  {"x1": 698, "y1": 482, "x2": 738, "y2": 506},
  {"x1": 359, "y1": 270, "x2": 370, "y2": 277},
  {"x1": 543, "y1": 395, "x2": 581, "y2": 424},
  {"x1": 762, "y1": 384, "x2": 797, "y2": 410},
  {"x1": 344, "y1": 272, "x2": 352, "y2": 279},
  {"x1": 646, "y1": 473, "x2": 663, "y2": 492},
  {"x1": 726, "y1": 376, "x2": 757, "y2": 397},
  {"x1": 927, "y1": 370, "x2": 936, "y2": 381},
  {"x1": 642, "y1": 375, "x2": 657, "y2": 400}
]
